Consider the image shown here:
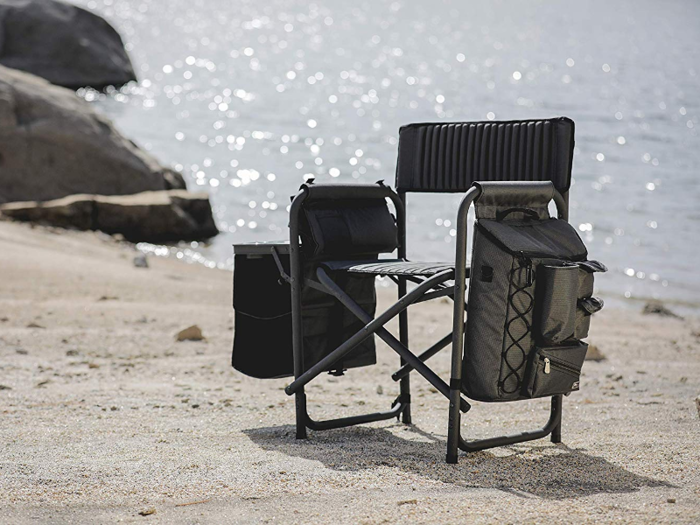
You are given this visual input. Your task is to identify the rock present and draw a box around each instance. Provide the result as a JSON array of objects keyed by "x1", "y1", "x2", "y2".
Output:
[
  {"x1": 0, "y1": 0, "x2": 136, "y2": 89},
  {"x1": 138, "y1": 508, "x2": 156, "y2": 516},
  {"x1": 0, "y1": 384, "x2": 11, "y2": 390},
  {"x1": 133, "y1": 254, "x2": 149, "y2": 269},
  {"x1": 176, "y1": 325, "x2": 205, "y2": 342},
  {"x1": 0, "y1": 190, "x2": 218, "y2": 242},
  {"x1": 26, "y1": 322, "x2": 45, "y2": 329},
  {"x1": 642, "y1": 302, "x2": 683, "y2": 320},
  {"x1": 696, "y1": 396, "x2": 700, "y2": 419},
  {"x1": 0, "y1": 65, "x2": 185, "y2": 205},
  {"x1": 585, "y1": 343, "x2": 606, "y2": 361}
]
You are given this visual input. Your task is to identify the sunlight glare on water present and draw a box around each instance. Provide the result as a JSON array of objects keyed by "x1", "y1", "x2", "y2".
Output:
[{"x1": 73, "y1": 0, "x2": 700, "y2": 308}]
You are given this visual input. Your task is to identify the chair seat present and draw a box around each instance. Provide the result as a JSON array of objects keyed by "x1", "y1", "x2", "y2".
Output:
[{"x1": 321, "y1": 259, "x2": 460, "y2": 277}]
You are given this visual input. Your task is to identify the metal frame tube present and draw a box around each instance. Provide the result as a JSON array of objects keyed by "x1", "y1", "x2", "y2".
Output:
[
  {"x1": 285, "y1": 268, "x2": 454, "y2": 396},
  {"x1": 391, "y1": 331, "x2": 453, "y2": 381},
  {"x1": 397, "y1": 193, "x2": 411, "y2": 423},
  {"x1": 315, "y1": 268, "x2": 471, "y2": 413}
]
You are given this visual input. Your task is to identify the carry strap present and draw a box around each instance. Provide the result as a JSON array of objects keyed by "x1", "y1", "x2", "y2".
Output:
[{"x1": 496, "y1": 207, "x2": 540, "y2": 221}]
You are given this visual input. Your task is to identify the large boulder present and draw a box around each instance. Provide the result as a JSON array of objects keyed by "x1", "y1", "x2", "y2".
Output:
[
  {"x1": 0, "y1": 190, "x2": 219, "y2": 243},
  {"x1": 0, "y1": 0, "x2": 136, "y2": 89},
  {"x1": 0, "y1": 65, "x2": 185, "y2": 204}
]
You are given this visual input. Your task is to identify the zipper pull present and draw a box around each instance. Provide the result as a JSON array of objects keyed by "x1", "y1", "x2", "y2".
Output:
[{"x1": 544, "y1": 357, "x2": 551, "y2": 374}]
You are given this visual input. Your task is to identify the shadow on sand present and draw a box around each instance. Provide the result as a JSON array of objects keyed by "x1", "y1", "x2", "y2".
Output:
[{"x1": 243, "y1": 423, "x2": 671, "y2": 500}]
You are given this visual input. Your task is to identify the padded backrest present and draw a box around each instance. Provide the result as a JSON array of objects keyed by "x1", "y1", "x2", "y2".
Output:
[{"x1": 395, "y1": 117, "x2": 574, "y2": 194}]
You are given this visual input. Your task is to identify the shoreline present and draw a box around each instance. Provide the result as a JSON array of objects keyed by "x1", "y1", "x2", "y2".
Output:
[{"x1": 1, "y1": 219, "x2": 698, "y2": 523}]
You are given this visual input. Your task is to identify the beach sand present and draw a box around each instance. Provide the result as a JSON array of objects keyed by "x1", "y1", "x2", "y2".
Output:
[{"x1": 0, "y1": 219, "x2": 698, "y2": 523}]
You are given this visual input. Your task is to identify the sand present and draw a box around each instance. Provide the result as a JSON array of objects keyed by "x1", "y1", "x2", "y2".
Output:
[{"x1": 0, "y1": 219, "x2": 698, "y2": 524}]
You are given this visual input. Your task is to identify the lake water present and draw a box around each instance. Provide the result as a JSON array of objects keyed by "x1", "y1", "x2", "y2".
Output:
[{"x1": 73, "y1": 0, "x2": 700, "y2": 309}]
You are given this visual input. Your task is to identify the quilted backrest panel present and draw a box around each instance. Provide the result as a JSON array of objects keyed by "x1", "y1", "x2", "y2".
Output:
[{"x1": 395, "y1": 117, "x2": 574, "y2": 193}]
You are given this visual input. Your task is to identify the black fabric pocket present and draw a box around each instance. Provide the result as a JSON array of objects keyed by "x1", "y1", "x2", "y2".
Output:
[
  {"x1": 525, "y1": 342, "x2": 588, "y2": 398},
  {"x1": 536, "y1": 263, "x2": 579, "y2": 344},
  {"x1": 300, "y1": 199, "x2": 398, "y2": 259}
]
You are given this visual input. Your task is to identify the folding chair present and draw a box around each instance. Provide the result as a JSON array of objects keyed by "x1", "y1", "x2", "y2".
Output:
[{"x1": 238, "y1": 117, "x2": 603, "y2": 463}]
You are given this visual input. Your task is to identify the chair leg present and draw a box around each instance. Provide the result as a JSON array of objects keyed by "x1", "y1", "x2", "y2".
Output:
[
  {"x1": 446, "y1": 383, "x2": 462, "y2": 464},
  {"x1": 398, "y1": 278, "x2": 411, "y2": 424},
  {"x1": 295, "y1": 390, "x2": 308, "y2": 439},
  {"x1": 550, "y1": 395, "x2": 562, "y2": 443}
]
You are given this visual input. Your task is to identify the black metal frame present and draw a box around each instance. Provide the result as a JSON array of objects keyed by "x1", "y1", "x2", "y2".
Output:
[{"x1": 284, "y1": 181, "x2": 571, "y2": 464}]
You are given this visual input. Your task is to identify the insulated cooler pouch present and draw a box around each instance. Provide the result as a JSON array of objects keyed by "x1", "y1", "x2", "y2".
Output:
[
  {"x1": 525, "y1": 342, "x2": 588, "y2": 397},
  {"x1": 462, "y1": 181, "x2": 605, "y2": 402},
  {"x1": 536, "y1": 263, "x2": 579, "y2": 344}
]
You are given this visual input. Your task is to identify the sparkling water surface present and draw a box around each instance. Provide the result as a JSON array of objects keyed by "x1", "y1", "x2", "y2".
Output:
[{"x1": 72, "y1": 0, "x2": 700, "y2": 308}]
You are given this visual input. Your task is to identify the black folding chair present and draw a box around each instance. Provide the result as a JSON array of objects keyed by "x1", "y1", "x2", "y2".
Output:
[{"x1": 282, "y1": 117, "x2": 576, "y2": 463}]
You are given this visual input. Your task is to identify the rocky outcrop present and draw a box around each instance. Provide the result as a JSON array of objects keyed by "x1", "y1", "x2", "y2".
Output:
[
  {"x1": 0, "y1": 190, "x2": 219, "y2": 243},
  {"x1": 0, "y1": 0, "x2": 136, "y2": 89},
  {"x1": 0, "y1": 65, "x2": 185, "y2": 205}
]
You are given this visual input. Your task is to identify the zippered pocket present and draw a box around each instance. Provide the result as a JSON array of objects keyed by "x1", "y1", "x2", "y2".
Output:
[{"x1": 525, "y1": 342, "x2": 588, "y2": 398}]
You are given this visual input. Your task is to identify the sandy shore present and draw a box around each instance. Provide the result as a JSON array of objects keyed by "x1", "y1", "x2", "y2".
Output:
[{"x1": 0, "y1": 219, "x2": 698, "y2": 524}]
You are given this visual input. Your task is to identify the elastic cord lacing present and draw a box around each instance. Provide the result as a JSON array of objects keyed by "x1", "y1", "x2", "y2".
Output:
[{"x1": 500, "y1": 261, "x2": 534, "y2": 394}]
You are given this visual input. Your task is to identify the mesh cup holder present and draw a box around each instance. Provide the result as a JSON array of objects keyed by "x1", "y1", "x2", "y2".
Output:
[{"x1": 536, "y1": 263, "x2": 579, "y2": 344}]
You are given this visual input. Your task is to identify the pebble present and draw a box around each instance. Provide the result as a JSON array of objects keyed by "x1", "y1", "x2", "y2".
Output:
[
  {"x1": 642, "y1": 302, "x2": 683, "y2": 319},
  {"x1": 133, "y1": 254, "x2": 149, "y2": 268},
  {"x1": 176, "y1": 325, "x2": 205, "y2": 342}
]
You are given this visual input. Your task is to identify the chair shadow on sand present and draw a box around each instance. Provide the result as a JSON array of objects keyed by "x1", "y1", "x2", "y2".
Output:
[{"x1": 243, "y1": 423, "x2": 672, "y2": 500}]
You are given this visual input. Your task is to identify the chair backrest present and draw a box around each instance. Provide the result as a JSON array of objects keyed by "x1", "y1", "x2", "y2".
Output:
[{"x1": 394, "y1": 117, "x2": 574, "y2": 195}]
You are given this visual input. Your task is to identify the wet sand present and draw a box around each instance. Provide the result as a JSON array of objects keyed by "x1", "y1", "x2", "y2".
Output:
[{"x1": 0, "y1": 219, "x2": 698, "y2": 523}]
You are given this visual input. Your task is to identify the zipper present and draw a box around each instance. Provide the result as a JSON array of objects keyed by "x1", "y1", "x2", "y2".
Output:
[{"x1": 541, "y1": 353, "x2": 580, "y2": 376}]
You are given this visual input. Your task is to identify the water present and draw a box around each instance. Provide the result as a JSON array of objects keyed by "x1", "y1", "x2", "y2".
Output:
[{"x1": 72, "y1": 0, "x2": 700, "y2": 308}]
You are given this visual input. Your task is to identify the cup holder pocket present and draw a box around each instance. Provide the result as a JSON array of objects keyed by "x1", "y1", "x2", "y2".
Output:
[{"x1": 536, "y1": 263, "x2": 580, "y2": 344}]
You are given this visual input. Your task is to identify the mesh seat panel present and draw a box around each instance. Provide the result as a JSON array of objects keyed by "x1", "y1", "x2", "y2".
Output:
[{"x1": 321, "y1": 259, "x2": 460, "y2": 277}]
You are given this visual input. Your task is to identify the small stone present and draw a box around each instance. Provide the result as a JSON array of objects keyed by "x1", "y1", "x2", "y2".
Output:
[
  {"x1": 695, "y1": 397, "x2": 700, "y2": 419},
  {"x1": 138, "y1": 508, "x2": 156, "y2": 516},
  {"x1": 667, "y1": 498, "x2": 676, "y2": 504},
  {"x1": 642, "y1": 302, "x2": 683, "y2": 319},
  {"x1": 398, "y1": 499, "x2": 417, "y2": 506},
  {"x1": 98, "y1": 295, "x2": 119, "y2": 301},
  {"x1": 88, "y1": 363, "x2": 100, "y2": 369},
  {"x1": 66, "y1": 350, "x2": 79, "y2": 357},
  {"x1": 133, "y1": 254, "x2": 149, "y2": 268},
  {"x1": 585, "y1": 343, "x2": 606, "y2": 361},
  {"x1": 0, "y1": 385, "x2": 12, "y2": 390},
  {"x1": 377, "y1": 385, "x2": 383, "y2": 395},
  {"x1": 26, "y1": 322, "x2": 45, "y2": 329},
  {"x1": 16, "y1": 349, "x2": 28, "y2": 355},
  {"x1": 176, "y1": 325, "x2": 205, "y2": 342},
  {"x1": 0, "y1": 317, "x2": 8, "y2": 322},
  {"x1": 110, "y1": 406, "x2": 118, "y2": 411},
  {"x1": 191, "y1": 404, "x2": 200, "y2": 409}
]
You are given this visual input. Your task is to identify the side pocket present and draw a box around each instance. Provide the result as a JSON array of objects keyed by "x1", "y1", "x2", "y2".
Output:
[
  {"x1": 525, "y1": 342, "x2": 588, "y2": 398},
  {"x1": 536, "y1": 263, "x2": 579, "y2": 344}
]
